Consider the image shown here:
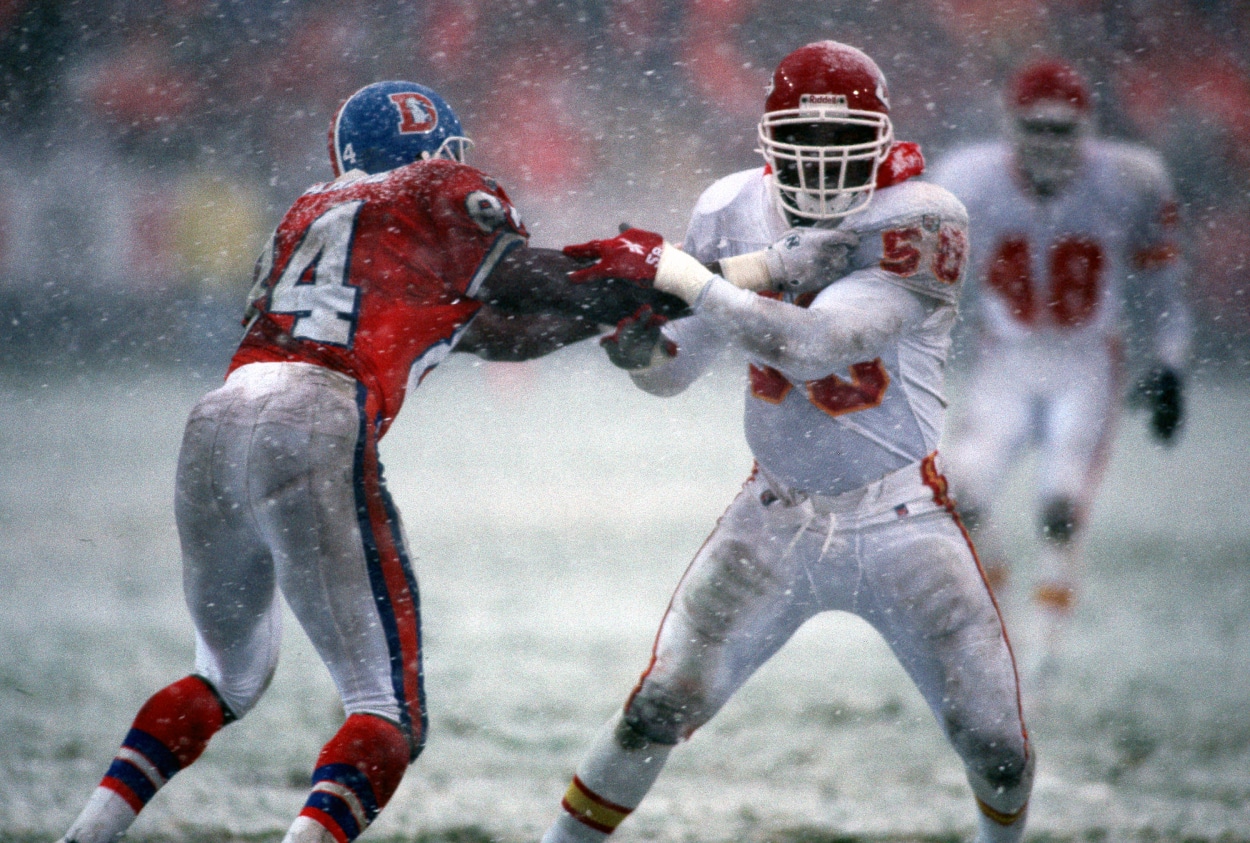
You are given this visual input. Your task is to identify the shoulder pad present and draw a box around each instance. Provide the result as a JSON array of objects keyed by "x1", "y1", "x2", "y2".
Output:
[
  {"x1": 692, "y1": 168, "x2": 766, "y2": 217},
  {"x1": 1087, "y1": 140, "x2": 1173, "y2": 195},
  {"x1": 842, "y1": 181, "x2": 970, "y2": 302},
  {"x1": 927, "y1": 141, "x2": 1010, "y2": 200},
  {"x1": 421, "y1": 161, "x2": 528, "y2": 237},
  {"x1": 683, "y1": 168, "x2": 772, "y2": 261}
]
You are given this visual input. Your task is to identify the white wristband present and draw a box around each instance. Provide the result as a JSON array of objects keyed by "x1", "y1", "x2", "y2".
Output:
[
  {"x1": 655, "y1": 244, "x2": 715, "y2": 304},
  {"x1": 716, "y1": 251, "x2": 773, "y2": 292}
]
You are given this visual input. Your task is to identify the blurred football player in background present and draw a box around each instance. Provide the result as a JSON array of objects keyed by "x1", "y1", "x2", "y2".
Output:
[
  {"x1": 52, "y1": 80, "x2": 695, "y2": 843},
  {"x1": 930, "y1": 59, "x2": 1191, "y2": 679},
  {"x1": 542, "y1": 41, "x2": 1033, "y2": 843}
]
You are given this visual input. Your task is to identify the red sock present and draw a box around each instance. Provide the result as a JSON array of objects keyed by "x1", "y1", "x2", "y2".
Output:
[
  {"x1": 100, "y1": 675, "x2": 231, "y2": 812},
  {"x1": 296, "y1": 714, "x2": 411, "y2": 843}
]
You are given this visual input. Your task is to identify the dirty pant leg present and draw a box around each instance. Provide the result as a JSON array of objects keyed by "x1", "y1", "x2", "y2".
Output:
[
  {"x1": 857, "y1": 512, "x2": 1033, "y2": 817},
  {"x1": 624, "y1": 480, "x2": 822, "y2": 744}
]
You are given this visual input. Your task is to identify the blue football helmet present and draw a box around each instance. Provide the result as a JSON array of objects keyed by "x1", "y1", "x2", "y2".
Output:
[{"x1": 329, "y1": 81, "x2": 473, "y2": 176}]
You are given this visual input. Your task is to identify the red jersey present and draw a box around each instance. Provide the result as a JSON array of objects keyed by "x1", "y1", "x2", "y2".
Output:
[{"x1": 230, "y1": 159, "x2": 527, "y2": 435}]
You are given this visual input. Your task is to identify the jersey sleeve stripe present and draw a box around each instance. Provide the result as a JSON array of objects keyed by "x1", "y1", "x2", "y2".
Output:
[
  {"x1": 466, "y1": 231, "x2": 525, "y2": 298},
  {"x1": 1132, "y1": 243, "x2": 1180, "y2": 271}
]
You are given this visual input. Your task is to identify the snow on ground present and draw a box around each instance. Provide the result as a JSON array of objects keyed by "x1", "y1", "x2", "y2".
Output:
[{"x1": 1, "y1": 348, "x2": 1248, "y2": 843}]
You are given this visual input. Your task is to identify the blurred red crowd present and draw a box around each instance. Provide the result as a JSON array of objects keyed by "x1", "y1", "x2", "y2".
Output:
[{"x1": 0, "y1": 0, "x2": 1245, "y2": 337}]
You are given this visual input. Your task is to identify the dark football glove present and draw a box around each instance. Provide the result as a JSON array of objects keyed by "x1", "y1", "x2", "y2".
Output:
[
  {"x1": 601, "y1": 306, "x2": 673, "y2": 371},
  {"x1": 1129, "y1": 366, "x2": 1184, "y2": 444}
]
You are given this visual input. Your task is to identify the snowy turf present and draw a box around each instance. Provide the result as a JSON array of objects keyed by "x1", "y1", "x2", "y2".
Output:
[{"x1": 1, "y1": 347, "x2": 1248, "y2": 843}]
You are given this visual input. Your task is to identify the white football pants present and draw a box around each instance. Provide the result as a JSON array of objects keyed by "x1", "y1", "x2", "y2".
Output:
[{"x1": 174, "y1": 362, "x2": 426, "y2": 743}]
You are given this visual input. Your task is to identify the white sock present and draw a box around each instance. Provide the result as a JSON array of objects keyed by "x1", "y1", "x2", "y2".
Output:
[
  {"x1": 60, "y1": 787, "x2": 137, "y2": 843},
  {"x1": 542, "y1": 713, "x2": 674, "y2": 843}
]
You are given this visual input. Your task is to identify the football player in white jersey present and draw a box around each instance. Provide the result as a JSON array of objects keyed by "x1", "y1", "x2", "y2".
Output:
[
  {"x1": 540, "y1": 41, "x2": 1033, "y2": 843},
  {"x1": 930, "y1": 59, "x2": 1191, "y2": 674}
]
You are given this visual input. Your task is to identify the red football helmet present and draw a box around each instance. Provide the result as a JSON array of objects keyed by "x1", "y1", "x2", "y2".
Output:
[
  {"x1": 1010, "y1": 59, "x2": 1091, "y2": 115},
  {"x1": 1007, "y1": 59, "x2": 1092, "y2": 196},
  {"x1": 758, "y1": 41, "x2": 894, "y2": 222}
]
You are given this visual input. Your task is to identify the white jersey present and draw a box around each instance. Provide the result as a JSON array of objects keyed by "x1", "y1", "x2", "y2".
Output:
[
  {"x1": 930, "y1": 139, "x2": 1189, "y2": 367},
  {"x1": 636, "y1": 163, "x2": 969, "y2": 496}
]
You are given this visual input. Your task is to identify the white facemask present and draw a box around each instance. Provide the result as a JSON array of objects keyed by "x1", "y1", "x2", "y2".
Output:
[{"x1": 1010, "y1": 102, "x2": 1088, "y2": 197}]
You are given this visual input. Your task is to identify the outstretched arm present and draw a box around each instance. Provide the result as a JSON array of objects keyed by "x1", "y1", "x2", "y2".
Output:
[
  {"x1": 482, "y1": 226, "x2": 857, "y2": 321},
  {"x1": 477, "y1": 245, "x2": 689, "y2": 323},
  {"x1": 469, "y1": 228, "x2": 859, "y2": 366},
  {"x1": 568, "y1": 229, "x2": 934, "y2": 381},
  {"x1": 693, "y1": 272, "x2": 934, "y2": 382},
  {"x1": 454, "y1": 307, "x2": 603, "y2": 361}
]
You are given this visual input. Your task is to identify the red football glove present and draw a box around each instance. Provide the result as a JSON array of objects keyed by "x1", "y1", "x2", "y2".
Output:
[{"x1": 563, "y1": 227, "x2": 664, "y2": 285}]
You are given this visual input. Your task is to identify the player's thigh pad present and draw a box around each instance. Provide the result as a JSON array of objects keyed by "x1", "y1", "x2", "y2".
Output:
[
  {"x1": 628, "y1": 478, "x2": 821, "y2": 742},
  {"x1": 858, "y1": 514, "x2": 1028, "y2": 793},
  {"x1": 177, "y1": 377, "x2": 287, "y2": 716}
]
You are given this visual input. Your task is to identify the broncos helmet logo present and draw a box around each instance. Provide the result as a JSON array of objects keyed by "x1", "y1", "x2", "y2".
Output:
[{"x1": 390, "y1": 92, "x2": 439, "y2": 134}]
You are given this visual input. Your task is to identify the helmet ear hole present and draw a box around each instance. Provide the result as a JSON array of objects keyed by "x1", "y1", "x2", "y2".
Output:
[{"x1": 329, "y1": 81, "x2": 473, "y2": 176}]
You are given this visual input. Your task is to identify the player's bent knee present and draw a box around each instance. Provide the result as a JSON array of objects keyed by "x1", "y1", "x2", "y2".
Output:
[
  {"x1": 344, "y1": 705, "x2": 425, "y2": 761},
  {"x1": 981, "y1": 742, "x2": 1031, "y2": 795},
  {"x1": 201, "y1": 676, "x2": 264, "y2": 720},
  {"x1": 621, "y1": 698, "x2": 685, "y2": 746},
  {"x1": 622, "y1": 682, "x2": 708, "y2": 746},
  {"x1": 1039, "y1": 497, "x2": 1079, "y2": 543},
  {"x1": 614, "y1": 711, "x2": 660, "y2": 750},
  {"x1": 194, "y1": 674, "x2": 242, "y2": 724},
  {"x1": 955, "y1": 727, "x2": 1033, "y2": 801}
]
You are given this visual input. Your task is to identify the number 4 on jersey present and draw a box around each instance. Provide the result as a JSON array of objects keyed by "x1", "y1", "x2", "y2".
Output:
[{"x1": 254, "y1": 201, "x2": 365, "y2": 347}]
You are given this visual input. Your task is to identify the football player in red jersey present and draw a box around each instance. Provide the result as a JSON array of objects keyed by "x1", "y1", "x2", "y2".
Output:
[
  {"x1": 51, "y1": 80, "x2": 706, "y2": 843},
  {"x1": 538, "y1": 43, "x2": 1032, "y2": 843},
  {"x1": 54, "y1": 78, "x2": 854, "y2": 843}
]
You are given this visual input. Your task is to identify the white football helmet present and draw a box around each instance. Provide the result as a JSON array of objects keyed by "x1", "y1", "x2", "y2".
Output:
[{"x1": 757, "y1": 41, "x2": 894, "y2": 223}]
